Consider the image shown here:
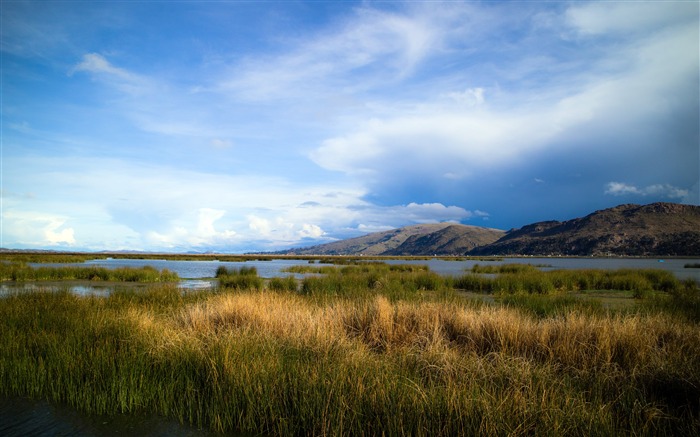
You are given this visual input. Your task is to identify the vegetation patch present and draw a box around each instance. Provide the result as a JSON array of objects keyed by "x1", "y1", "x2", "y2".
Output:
[
  {"x1": 2, "y1": 262, "x2": 699, "y2": 435},
  {"x1": 215, "y1": 265, "x2": 264, "y2": 290},
  {"x1": 460, "y1": 265, "x2": 687, "y2": 295},
  {"x1": 0, "y1": 263, "x2": 178, "y2": 283}
]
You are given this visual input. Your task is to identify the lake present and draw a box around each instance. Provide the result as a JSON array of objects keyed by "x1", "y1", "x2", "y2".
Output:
[
  {"x1": 33, "y1": 257, "x2": 700, "y2": 281},
  {"x1": 2, "y1": 256, "x2": 697, "y2": 296}
]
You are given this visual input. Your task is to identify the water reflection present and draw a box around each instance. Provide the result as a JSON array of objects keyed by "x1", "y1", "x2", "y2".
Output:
[
  {"x1": 0, "y1": 396, "x2": 226, "y2": 437},
  {"x1": 4, "y1": 257, "x2": 699, "y2": 297}
]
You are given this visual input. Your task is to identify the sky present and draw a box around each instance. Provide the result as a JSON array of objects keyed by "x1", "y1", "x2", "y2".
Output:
[{"x1": 1, "y1": 0, "x2": 699, "y2": 253}]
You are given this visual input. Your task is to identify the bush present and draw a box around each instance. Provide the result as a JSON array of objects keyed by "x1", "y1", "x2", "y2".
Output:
[
  {"x1": 216, "y1": 265, "x2": 258, "y2": 278},
  {"x1": 219, "y1": 274, "x2": 263, "y2": 291},
  {"x1": 268, "y1": 276, "x2": 298, "y2": 292},
  {"x1": 215, "y1": 265, "x2": 230, "y2": 277},
  {"x1": 216, "y1": 265, "x2": 263, "y2": 290}
]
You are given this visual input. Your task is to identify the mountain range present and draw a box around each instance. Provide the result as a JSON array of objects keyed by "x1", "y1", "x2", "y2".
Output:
[{"x1": 283, "y1": 202, "x2": 700, "y2": 257}]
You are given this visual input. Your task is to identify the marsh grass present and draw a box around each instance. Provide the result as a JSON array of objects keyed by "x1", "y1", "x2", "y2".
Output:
[
  {"x1": 0, "y1": 253, "x2": 107, "y2": 263},
  {"x1": 0, "y1": 263, "x2": 178, "y2": 282},
  {"x1": 2, "y1": 284, "x2": 699, "y2": 436},
  {"x1": 268, "y1": 276, "x2": 298, "y2": 292},
  {"x1": 2, "y1": 265, "x2": 700, "y2": 435},
  {"x1": 642, "y1": 286, "x2": 700, "y2": 322},
  {"x1": 216, "y1": 265, "x2": 263, "y2": 290},
  {"x1": 497, "y1": 292, "x2": 605, "y2": 318},
  {"x1": 459, "y1": 265, "x2": 685, "y2": 294},
  {"x1": 298, "y1": 265, "x2": 450, "y2": 302}
]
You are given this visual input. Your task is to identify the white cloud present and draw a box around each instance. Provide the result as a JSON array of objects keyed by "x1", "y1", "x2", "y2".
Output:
[
  {"x1": 71, "y1": 53, "x2": 133, "y2": 79},
  {"x1": 566, "y1": 2, "x2": 696, "y2": 35},
  {"x1": 310, "y1": 3, "x2": 697, "y2": 187},
  {"x1": 2, "y1": 211, "x2": 75, "y2": 246},
  {"x1": 3, "y1": 153, "x2": 488, "y2": 250},
  {"x1": 5, "y1": 155, "x2": 485, "y2": 250},
  {"x1": 310, "y1": 105, "x2": 569, "y2": 176},
  {"x1": 402, "y1": 202, "x2": 472, "y2": 223},
  {"x1": 444, "y1": 87, "x2": 485, "y2": 106},
  {"x1": 5, "y1": 1, "x2": 695, "y2": 251},
  {"x1": 70, "y1": 53, "x2": 150, "y2": 96},
  {"x1": 604, "y1": 182, "x2": 689, "y2": 199},
  {"x1": 246, "y1": 215, "x2": 325, "y2": 243},
  {"x1": 339, "y1": 202, "x2": 477, "y2": 233},
  {"x1": 45, "y1": 221, "x2": 76, "y2": 245},
  {"x1": 684, "y1": 182, "x2": 700, "y2": 205},
  {"x1": 144, "y1": 208, "x2": 237, "y2": 249},
  {"x1": 220, "y1": 3, "x2": 467, "y2": 101},
  {"x1": 604, "y1": 182, "x2": 642, "y2": 196}
]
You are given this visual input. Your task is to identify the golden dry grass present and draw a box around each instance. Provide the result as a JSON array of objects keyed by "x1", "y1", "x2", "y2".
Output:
[
  {"x1": 3, "y1": 283, "x2": 699, "y2": 435},
  {"x1": 134, "y1": 291, "x2": 699, "y2": 380}
]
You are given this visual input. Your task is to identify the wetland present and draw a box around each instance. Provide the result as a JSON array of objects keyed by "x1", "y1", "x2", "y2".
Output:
[{"x1": 1, "y1": 253, "x2": 699, "y2": 435}]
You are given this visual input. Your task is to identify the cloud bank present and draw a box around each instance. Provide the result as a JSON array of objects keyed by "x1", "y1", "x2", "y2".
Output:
[{"x1": 2, "y1": 1, "x2": 697, "y2": 251}]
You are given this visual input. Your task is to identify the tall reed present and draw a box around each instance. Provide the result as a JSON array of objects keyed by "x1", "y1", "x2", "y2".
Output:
[
  {"x1": 0, "y1": 263, "x2": 178, "y2": 282},
  {"x1": 216, "y1": 265, "x2": 263, "y2": 290},
  {"x1": 457, "y1": 266, "x2": 686, "y2": 294},
  {"x1": 2, "y1": 280, "x2": 698, "y2": 436}
]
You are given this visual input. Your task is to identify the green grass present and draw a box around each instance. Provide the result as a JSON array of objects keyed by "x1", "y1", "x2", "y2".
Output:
[
  {"x1": 2, "y1": 264, "x2": 699, "y2": 435},
  {"x1": 216, "y1": 265, "x2": 264, "y2": 290},
  {"x1": 497, "y1": 292, "x2": 605, "y2": 318},
  {"x1": 458, "y1": 265, "x2": 686, "y2": 295},
  {"x1": 1, "y1": 282, "x2": 699, "y2": 436},
  {"x1": 0, "y1": 263, "x2": 179, "y2": 282},
  {"x1": 268, "y1": 276, "x2": 299, "y2": 292}
]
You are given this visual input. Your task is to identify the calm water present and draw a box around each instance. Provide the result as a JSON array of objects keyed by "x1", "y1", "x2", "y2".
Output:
[
  {"x1": 77, "y1": 256, "x2": 700, "y2": 281},
  {"x1": 30, "y1": 256, "x2": 700, "y2": 281},
  {"x1": 3, "y1": 257, "x2": 696, "y2": 296},
  {"x1": 0, "y1": 396, "x2": 226, "y2": 437}
]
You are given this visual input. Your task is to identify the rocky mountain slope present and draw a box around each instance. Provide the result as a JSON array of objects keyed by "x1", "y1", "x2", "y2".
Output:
[
  {"x1": 384, "y1": 224, "x2": 505, "y2": 256},
  {"x1": 284, "y1": 223, "x2": 505, "y2": 256},
  {"x1": 469, "y1": 202, "x2": 700, "y2": 256},
  {"x1": 282, "y1": 202, "x2": 700, "y2": 257}
]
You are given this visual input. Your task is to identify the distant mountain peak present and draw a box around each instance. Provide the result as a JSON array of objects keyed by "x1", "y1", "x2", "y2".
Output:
[{"x1": 470, "y1": 202, "x2": 700, "y2": 256}]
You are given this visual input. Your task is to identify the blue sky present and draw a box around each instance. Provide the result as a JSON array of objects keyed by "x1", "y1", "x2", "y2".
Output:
[{"x1": 2, "y1": 1, "x2": 698, "y2": 252}]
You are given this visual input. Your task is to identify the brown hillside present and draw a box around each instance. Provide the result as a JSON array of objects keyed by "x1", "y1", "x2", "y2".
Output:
[
  {"x1": 469, "y1": 202, "x2": 700, "y2": 256},
  {"x1": 384, "y1": 225, "x2": 505, "y2": 255},
  {"x1": 285, "y1": 223, "x2": 504, "y2": 256}
]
